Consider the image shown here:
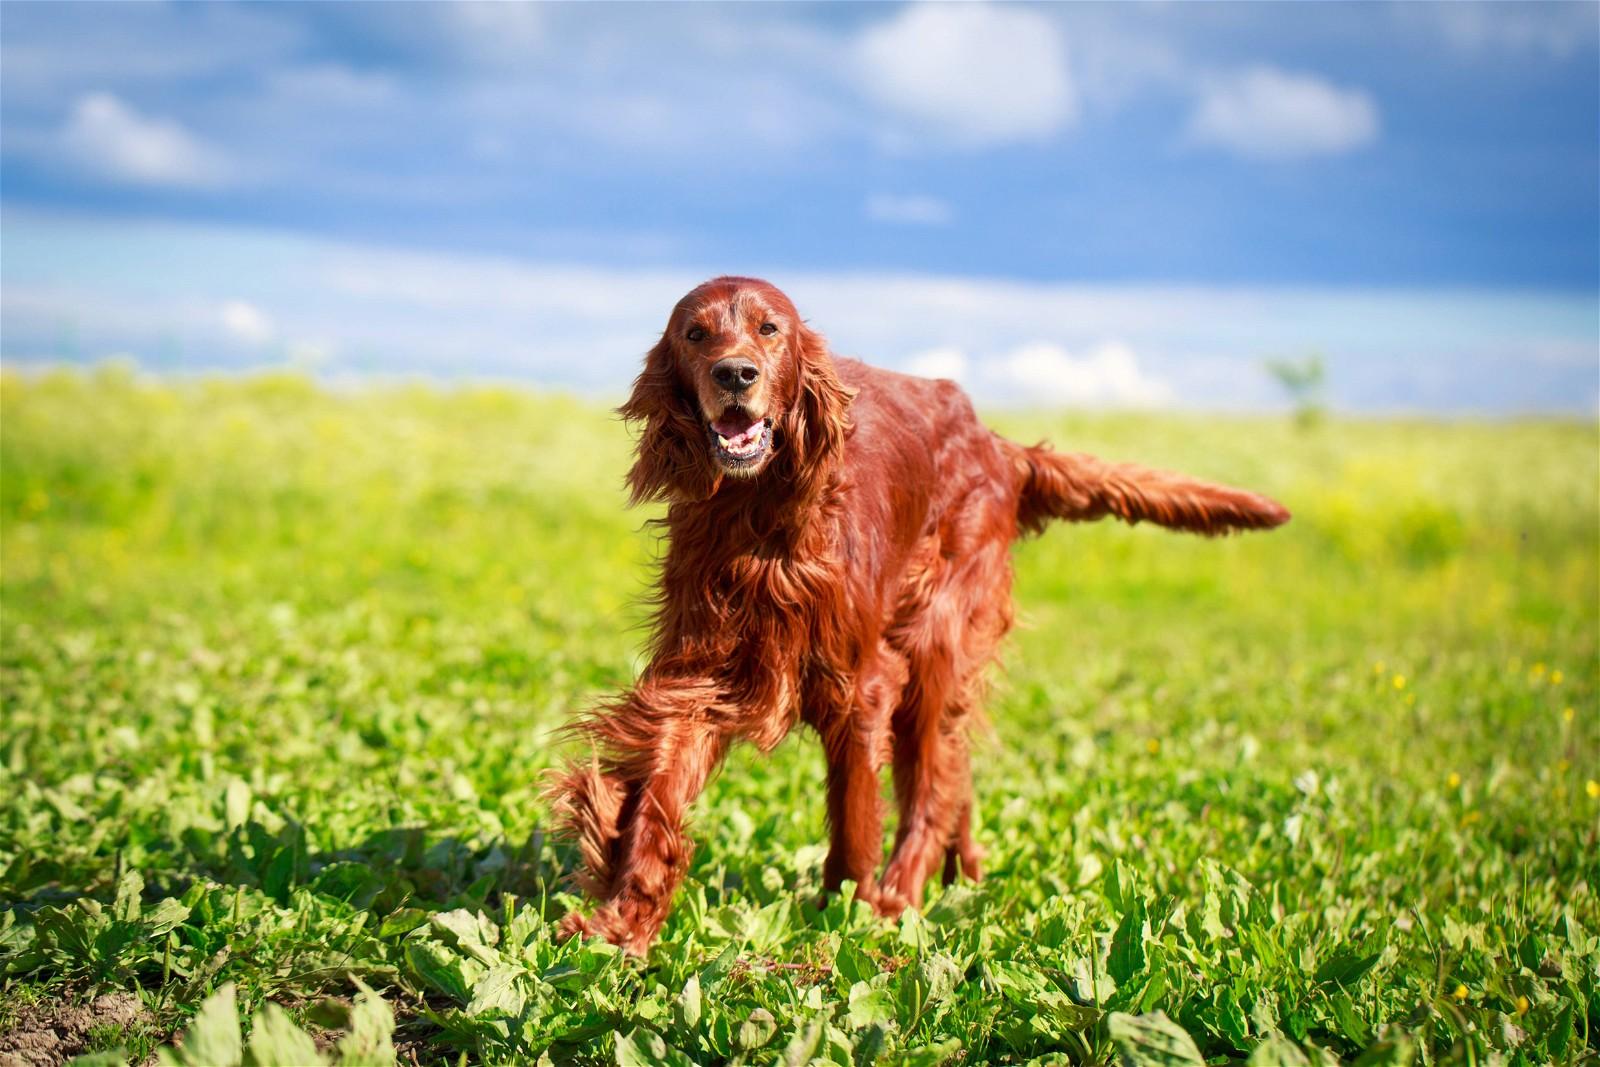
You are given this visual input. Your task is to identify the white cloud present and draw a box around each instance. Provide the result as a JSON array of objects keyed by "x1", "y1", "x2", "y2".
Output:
[
  {"x1": 440, "y1": 3, "x2": 546, "y2": 64},
  {"x1": 1186, "y1": 67, "x2": 1378, "y2": 160},
  {"x1": 286, "y1": 339, "x2": 336, "y2": 369},
  {"x1": 219, "y1": 300, "x2": 274, "y2": 344},
  {"x1": 865, "y1": 193, "x2": 953, "y2": 226},
  {"x1": 265, "y1": 64, "x2": 397, "y2": 108},
  {"x1": 60, "y1": 92, "x2": 231, "y2": 187},
  {"x1": 4, "y1": 212, "x2": 1595, "y2": 413},
  {"x1": 1414, "y1": 2, "x2": 1597, "y2": 59},
  {"x1": 852, "y1": 3, "x2": 1076, "y2": 147},
  {"x1": 904, "y1": 346, "x2": 969, "y2": 381},
  {"x1": 901, "y1": 341, "x2": 1173, "y2": 408},
  {"x1": 990, "y1": 341, "x2": 1174, "y2": 408}
]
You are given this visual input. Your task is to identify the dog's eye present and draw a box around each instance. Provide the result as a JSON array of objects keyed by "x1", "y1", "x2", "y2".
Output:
[
  {"x1": 759, "y1": 323, "x2": 777, "y2": 336},
  {"x1": 686, "y1": 327, "x2": 706, "y2": 342}
]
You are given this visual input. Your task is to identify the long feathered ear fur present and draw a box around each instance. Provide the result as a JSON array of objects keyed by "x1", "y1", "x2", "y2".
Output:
[
  {"x1": 773, "y1": 325, "x2": 855, "y2": 506},
  {"x1": 618, "y1": 338, "x2": 717, "y2": 505}
]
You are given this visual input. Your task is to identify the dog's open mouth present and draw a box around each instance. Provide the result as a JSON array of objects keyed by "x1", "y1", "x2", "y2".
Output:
[{"x1": 708, "y1": 408, "x2": 772, "y2": 468}]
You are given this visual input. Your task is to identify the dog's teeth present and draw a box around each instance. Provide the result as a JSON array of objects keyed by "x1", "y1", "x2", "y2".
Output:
[{"x1": 718, "y1": 435, "x2": 729, "y2": 447}]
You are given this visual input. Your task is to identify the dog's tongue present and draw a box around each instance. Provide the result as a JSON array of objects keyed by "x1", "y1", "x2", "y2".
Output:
[{"x1": 712, "y1": 411, "x2": 760, "y2": 443}]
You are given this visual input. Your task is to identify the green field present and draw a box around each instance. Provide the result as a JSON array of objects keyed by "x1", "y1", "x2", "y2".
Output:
[{"x1": 1, "y1": 366, "x2": 1596, "y2": 1066}]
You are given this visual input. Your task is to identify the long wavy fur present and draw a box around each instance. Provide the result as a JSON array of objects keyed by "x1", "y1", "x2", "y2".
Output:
[{"x1": 548, "y1": 277, "x2": 1288, "y2": 955}]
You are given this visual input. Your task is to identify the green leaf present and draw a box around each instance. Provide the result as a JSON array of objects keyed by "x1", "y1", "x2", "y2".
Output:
[
  {"x1": 924, "y1": 885, "x2": 978, "y2": 925},
  {"x1": 335, "y1": 978, "x2": 396, "y2": 1067},
  {"x1": 846, "y1": 981, "x2": 896, "y2": 1031},
  {"x1": 1247, "y1": 1034, "x2": 1311, "y2": 1067},
  {"x1": 143, "y1": 897, "x2": 192, "y2": 937},
  {"x1": 160, "y1": 983, "x2": 243, "y2": 1067},
  {"x1": 897, "y1": 953, "x2": 962, "y2": 1028},
  {"x1": 1350, "y1": 1035, "x2": 1416, "y2": 1067},
  {"x1": 429, "y1": 908, "x2": 499, "y2": 965},
  {"x1": 675, "y1": 973, "x2": 701, "y2": 1030},
  {"x1": 1104, "y1": 860, "x2": 1143, "y2": 916},
  {"x1": 1106, "y1": 1011, "x2": 1205, "y2": 1067},
  {"x1": 225, "y1": 779, "x2": 252, "y2": 830},
  {"x1": 613, "y1": 1027, "x2": 695, "y2": 1067},
  {"x1": 835, "y1": 938, "x2": 876, "y2": 985},
  {"x1": 1038, "y1": 991, "x2": 1100, "y2": 1033},
  {"x1": 779, "y1": 1021, "x2": 825, "y2": 1065},
  {"x1": 1209, "y1": 987, "x2": 1250, "y2": 1047},
  {"x1": 113, "y1": 869, "x2": 144, "y2": 923},
  {"x1": 244, "y1": 1003, "x2": 327, "y2": 1067},
  {"x1": 852, "y1": 1023, "x2": 889, "y2": 1066},
  {"x1": 66, "y1": 1053, "x2": 128, "y2": 1066},
  {"x1": 312, "y1": 863, "x2": 385, "y2": 909},
  {"x1": 895, "y1": 1037, "x2": 962, "y2": 1066},
  {"x1": 985, "y1": 960, "x2": 1049, "y2": 998},
  {"x1": 1314, "y1": 945, "x2": 1382, "y2": 988},
  {"x1": 465, "y1": 963, "x2": 528, "y2": 1017},
  {"x1": 404, "y1": 939, "x2": 477, "y2": 1003},
  {"x1": 262, "y1": 847, "x2": 298, "y2": 903},
  {"x1": 1108, "y1": 898, "x2": 1149, "y2": 985},
  {"x1": 737, "y1": 1007, "x2": 778, "y2": 1051},
  {"x1": 698, "y1": 941, "x2": 741, "y2": 987},
  {"x1": 745, "y1": 898, "x2": 793, "y2": 952},
  {"x1": 897, "y1": 908, "x2": 931, "y2": 953},
  {"x1": 377, "y1": 908, "x2": 429, "y2": 939}
]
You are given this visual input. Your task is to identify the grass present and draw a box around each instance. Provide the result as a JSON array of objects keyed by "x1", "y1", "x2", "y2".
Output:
[{"x1": 1, "y1": 363, "x2": 1596, "y2": 1066}]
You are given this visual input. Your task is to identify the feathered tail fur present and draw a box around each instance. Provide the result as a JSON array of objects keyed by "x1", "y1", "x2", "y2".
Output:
[{"x1": 1006, "y1": 440, "x2": 1290, "y2": 537}]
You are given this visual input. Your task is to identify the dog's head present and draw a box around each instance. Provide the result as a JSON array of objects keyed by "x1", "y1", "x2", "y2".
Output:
[{"x1": 620, "y1": 276, "x2": 852, "y2": 504}]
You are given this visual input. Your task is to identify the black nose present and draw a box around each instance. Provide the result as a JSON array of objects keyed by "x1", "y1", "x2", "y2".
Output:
[{"x1": 711, "y1": 357, "x2": 760, "y2": 393}]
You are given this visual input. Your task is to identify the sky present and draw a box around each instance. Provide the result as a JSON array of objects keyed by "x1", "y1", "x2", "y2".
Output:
[{"x1": 2, "y1": 1, "x2": 1597, "y2": 413}]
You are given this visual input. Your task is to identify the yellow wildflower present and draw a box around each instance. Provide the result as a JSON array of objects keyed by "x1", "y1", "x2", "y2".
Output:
[
  {"x1": 1557, "y1": 758, "x2": 1570, "y2": 773},
  {"x1": 1562, "y1": 707, "x2": 1575, "y2": 723},
  {"x1": 1374, "y1": 661, "x2": 1386, "y2": 675},
  {"x1": 1452, "y1": 983, "x2": 1468, "y2": 1001},
  {"x1": 1446, "y1": 772, "x2": 1461, "y2": 789},
  {"x1": 1461, "y1": 810, "x2": 1481, "y2": 826},
  {"x1": 1146, "y1": 738, "x2": 1161, "y2": 754},
  {"x1": 1515, "y1": 995, "x2": 1529, "y2": 1016},
  {"x1": 1550, "y1": 670, "x2": 1563, "y2": 685},
  {"x1": 1393, "y1": 674, "x2": 1406, "y2": 690},
  {"x1": 1586, "y1": 780, "x2": 1600, "y2": 799}
]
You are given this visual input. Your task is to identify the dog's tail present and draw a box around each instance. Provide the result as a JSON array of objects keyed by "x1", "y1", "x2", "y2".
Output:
[{"x1": 1004, "y1": 439, "x2": 1290, "y2": 538}]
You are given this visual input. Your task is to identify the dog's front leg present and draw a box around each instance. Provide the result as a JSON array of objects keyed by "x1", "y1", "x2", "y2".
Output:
[
  {"x1": 820, "y1": 722, "x2": 888, "y2": 906},
  {"x1": 813, "y1": 646, "x2": 901, "y2": 911},
  {"x1": 553, "y1": 679, "x2": 728, "y2": 955}
]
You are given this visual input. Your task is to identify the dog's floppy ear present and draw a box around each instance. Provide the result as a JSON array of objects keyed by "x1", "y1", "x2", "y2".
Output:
[
  {"x1": 775, "y1": 324, "x2": 855, "y2": 503},
  {"x1": 619, "y1": 338, "x2": 716, "y2": 505}
]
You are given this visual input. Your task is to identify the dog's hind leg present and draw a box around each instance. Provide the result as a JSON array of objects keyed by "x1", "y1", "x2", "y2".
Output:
[{"x1": 940, "y1": 772, "x2": 984, "y2": 886}]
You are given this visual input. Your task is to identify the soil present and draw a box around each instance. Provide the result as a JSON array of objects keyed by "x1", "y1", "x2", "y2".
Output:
[{"x1": 0, "y1": 993, "x2": 148, "y2": 1067}]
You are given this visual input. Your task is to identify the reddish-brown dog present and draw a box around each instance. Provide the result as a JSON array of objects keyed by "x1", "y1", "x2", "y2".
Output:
[{"x1": 551, "y1": 276, "x2": 1288, "y2": 955}]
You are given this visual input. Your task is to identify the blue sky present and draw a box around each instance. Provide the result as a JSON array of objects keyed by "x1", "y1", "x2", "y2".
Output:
[{"x1": 2, "y1": 2, "x2": 1597, "y2": 412}]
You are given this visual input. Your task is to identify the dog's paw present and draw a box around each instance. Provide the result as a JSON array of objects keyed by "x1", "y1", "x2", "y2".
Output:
[
  {"x1": 870, "y1": 884, "x2": 913, "y2": 920},
  {"x1": 559, "y1": 904, "x2": 654, "y2": 957}
]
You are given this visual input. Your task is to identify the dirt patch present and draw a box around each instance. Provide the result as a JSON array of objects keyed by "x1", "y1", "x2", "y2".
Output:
[{"x1": 0, "y1": 993, "x2": 148, "y2": 1067}]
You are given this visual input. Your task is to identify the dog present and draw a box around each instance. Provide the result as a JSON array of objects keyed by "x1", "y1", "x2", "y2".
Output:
[{"x1": 550, "y1": 276, "x2": 1289, "y2": 955}]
